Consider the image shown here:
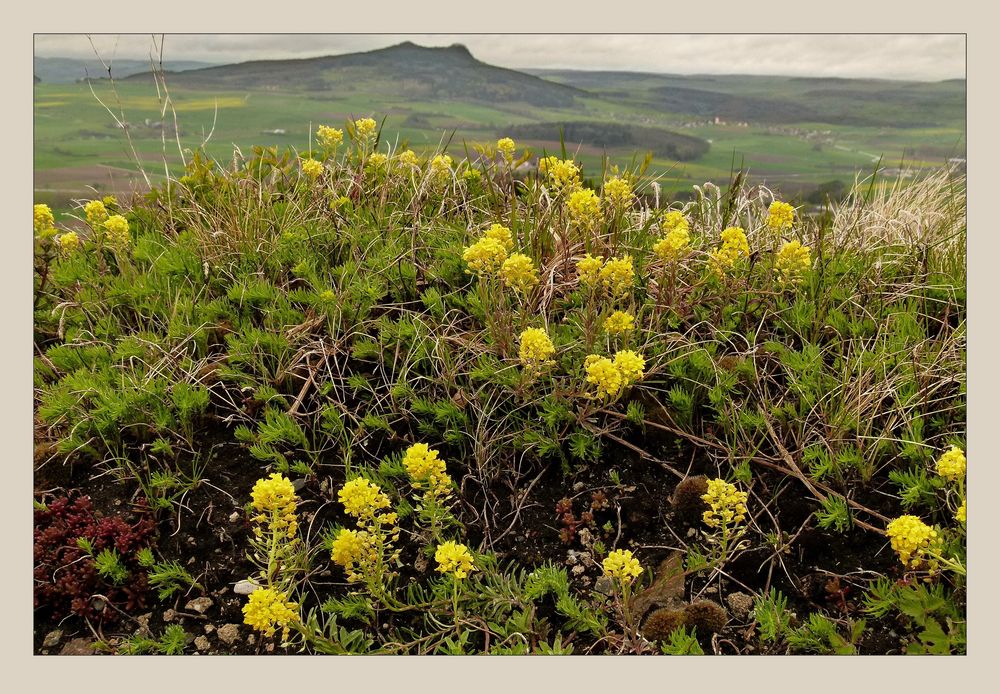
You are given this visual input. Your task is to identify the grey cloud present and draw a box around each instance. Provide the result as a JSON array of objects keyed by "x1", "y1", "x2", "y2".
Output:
[{"x1": 33, "y1": 34, "x2": 965, "y2": 81}]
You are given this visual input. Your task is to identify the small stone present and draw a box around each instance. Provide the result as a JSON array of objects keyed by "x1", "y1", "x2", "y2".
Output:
[
  {"x1": 234, "y1": 580, "x2": 260, "y2": 596},
  {"x1": 566, "y1": 551, "x2": 579, "y2": 566},
  {"x1": 217, "y1": 624, "x2": 240, "y2": 645},
  {"x1": 577, "y1": 528, "x2": 593, "y2": 546},
  {"x1": 704, "y1": 585, "x2": 718, "y2": 594},
  {"x1": 571, "y1": 564, "x2": 586, "y2": 576},
  {"x1": 194, "y1": 636, "x2": 211, "y2": 651},
  {"x1": 59, "y1": 638, "x2": 94, "y2": 655},
  {"x1": 204, "y1": 625, "x2": 216, "y2": 634},
  {"x1": 266, "y1": 642, "x2": 275, "y2": 653},
  {"x1": 229, "y1": 511, "x2": 240, "y2": 523},
  {"x1": 726, "y1": 592, "x2": 754, "y2": 620},
  {"x1": 186, "y1": 596, "x2": 214, "y2": 614},
  {"x1": 594, "y1": 575, "x2": 614, "y2": 595},
  {"x1": 42, "y1": 630, "x2": 63, "y2": 648},
  {"x1": 248, "y1": 634, "x2": 256, "y2": 645},
  {"x1": 686, "y1": 527, "x2": 698, "y2": 538},
  {"x1": 163, "y1": 609, "x2": 178, "y2": 622},
  {"x1": 572, "y1": 482, "x2": 585, "y2": 492},
  {"x1": 291, "y1": 478, "x2": 307, "y2": 492}
]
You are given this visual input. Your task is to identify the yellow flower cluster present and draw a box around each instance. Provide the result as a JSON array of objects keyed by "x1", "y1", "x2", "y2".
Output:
[
  {"x1": 518, "y1": 327, "x2": 556, "y2": 370},
  {"x1": 484, "y1": 223, "x2": 514, "y2": 250},
  {"x1": 602, "y1": 176, "x2": 634, "y2": 210},
  {"x1": 354, "y1": 117, "x2": 378, "y2": 142},
  {"x1": 886, "y1": 515, "x2": 943, "y2": 571},
  {"x1": 34, "y1": 204, "x2": 55, "y2": 234},
  {"x1": 602, "y1": 549, "x2": 642, "y2": 583},
  {"x1": 250, "y1": 473, "x2": 300, "y2": 540},
  {"x1": 566, "y1": 188, "x2": 602, "y2": 228},
  {"x1": 585, "y1": 350, "x2": 645, "y2": 400},
  {"x1": 500, "y1": 253, "x2": 539, "y2": 293},
  {"x1": 242, "y1": 587, "x2": 299, "y2": 639},
  {"x1": 598, "y1": 255, "x2": 635, "y2": 298},
  {"x1": 317, "y1": 124, "x2": 344, "y2": 149},
  {"x1": 701, "y1": 478, "x2": 749, "y2": 530},
  {"x1": 84, "y1": 199, "x2": 109, "y2": 226},
  {"x1": 104, "y1": 214, "x2": 130, "y2": 248},
  {"x1": 397, "y1": 149, "x2": 419, "y2": 167},
  {"x1": 775, "y1": 240, "x2": 811, "y2": 284},
  {"x1": 301, "y1": 158, "x2": 324, "y2": 179},
  {"x1": 330, "y1": 527, "x2": 368, "y2": 568},
  {"x1": 367, "y1": 152, "x2": 389, "y2": 171},
  {"x1": 58, "y1": 231, "x2": 80, "y2": 256},
  {"x1": 709, "y1": 226, "x2": 750, "y2": 273},
  {"x1": 463, "y1": 168, "x2": 481, "y2": 185},
  {"x1": 935, "y1": 446, "x2": 966, "y2": 482},
  {"x1": 496, "y1": 137, "x2": 516, "y2": 162},
  {"x1": 767, "y1": 200, "x2": 795, "y2": 233},
  {"x1": 956, "y1": 499, "x2": 966, "y2": 524},
  {"x1": 463, "y1": 224, "x2": 515, "y2": 277},
  {"x1": 603, "y1": 310, "x2": 635, "y2": 335},
  {"x1": 402, "y1": 443, "x2": 452, "y2": 498},
  {"x1": 435, "y1": 540, "x2": 476, "y2": 579},
  {"x1": 430, "y1": 154, "x2": 453, "y2": 185},
  {"x1": 613, "y1": 349, "x2": 645, "y2": 381},
  {"x1": 538, "y1": 156, "x2": 581, "y2": 194},
  {"x1": 339, "y1": 477, "x2": 392, "y2": 520},
  {"x1": 653, "y1": 211, "x2": 691, "y2": 263},
  {"x1": 576, "y1": 253, "x2": 604, "y2": 288}
]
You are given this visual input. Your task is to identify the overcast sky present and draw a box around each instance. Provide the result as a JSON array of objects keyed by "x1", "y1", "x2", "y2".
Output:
[{"x1": 34, "y1": 34, "x2": 965, "y2": 81}]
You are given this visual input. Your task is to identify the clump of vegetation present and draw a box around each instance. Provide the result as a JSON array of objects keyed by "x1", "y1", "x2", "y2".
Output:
[{"x1": 33, "y1": 111, "x2": 966, "y2": 654}]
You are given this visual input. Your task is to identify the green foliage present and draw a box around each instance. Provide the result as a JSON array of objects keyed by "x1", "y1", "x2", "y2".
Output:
[{"x1": 660, "y1": 626, "x2": 705, "y2": 655}]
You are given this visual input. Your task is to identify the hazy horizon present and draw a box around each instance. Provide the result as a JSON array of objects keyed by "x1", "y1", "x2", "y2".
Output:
[{"x1": 34, "y1": 34, "x2": 966, "y2": 82}]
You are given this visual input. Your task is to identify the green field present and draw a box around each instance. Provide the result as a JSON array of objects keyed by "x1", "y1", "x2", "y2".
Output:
[{"x1": 34, "y1": 46, "x2": 965, "y2": 218}]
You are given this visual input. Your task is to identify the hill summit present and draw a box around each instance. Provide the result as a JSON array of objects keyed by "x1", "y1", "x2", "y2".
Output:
[{"x1": 126, "y1": 41, "x2": 583, "y2": 108}]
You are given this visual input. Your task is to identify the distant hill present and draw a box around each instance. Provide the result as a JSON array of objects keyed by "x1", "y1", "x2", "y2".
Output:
[
  {"x1": 34, "y1": 57, "x2": 217, "y2": 84},
  {"x1": 506, "y1": 121, "x2": 709, "y2": 162},
  {"x1": 531, "y1": 70, "x2": 966, "y2": 129},
  {"x1": 123, "y1": 42, "x2": 584, "y2": 108}
]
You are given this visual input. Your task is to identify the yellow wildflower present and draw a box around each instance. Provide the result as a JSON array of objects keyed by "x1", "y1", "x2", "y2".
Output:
[
  {"x1": 612, "y1": 349, "x2": 645, "y2": 383},
  {"x1": 886, "y1": 515, "x2": 943, "y2": 571},
  {"x1": 500, "y1": 253, "x2": 539, "y2": 293},
  {"x1": 602, "y1": 549, "x2": 642, "y2": 583},
  {"x1": 496, "y1": 137, "x2": 516, "y2": 162},
  {"x1": 775, "y1": 240, "x2": 811, "y2": 284},
  {"x1": 84, "y1": 199, "x2": 108, "y2": 226},
  {"x1": 577, "y1": 253, "x2": 604, "y2": 289},
  {"x1": 317, "y1": 124, "x2": 344, "y2": 150},
  {"x1": 663, "y1": 210, "x2": 689, "y2": 234},
  {"x1": 402, "y1": 443, "x2": 452, "y2": 497},
  {"x1": 301, "y1": 158, "x2": 324, "y2": 179},
  {"x1": 935, "y1": 446, "x2": 966, "y2": 482},
  {"x1": 102, "y1": 195, "x2": 118, "y2": 208},
  {"x1": 602, "y1": 177, "x2": 634, "y2": 211},
  {"x1": 250, "y1": 473, "x2": 299, "y2": 539},
  {"x1": 354, "y1": 117, "x2": 378, "y2": 142},
  {"x1": 430, "y1": 154, "x2": 453, "y2": 185},
  {"x1": 104, "y1": 214, "x2": 130, "y2": 248},
  {"x1": 518, "y1": 327, "x2": 556, "y2": 370},
  {"x1": 462, "y1": 237, "x2": 508, "y2": 276},
  {"x1": 767, "y1": 200, "x2": 795, "y2": 233},
  {"x1": 397, "y1": 149, "x2": 419, "y2": 167},
  {"x1": 566, "y1": 188, "x2": 602, "y2": 228},
  {"x1": 366, "y1": 152, "x2": 388, "y2": 171},
  {"x1": 538, "y1": 156, "x2": 580, "y2": 194},
  {"x1": 585, "y1": 355, "x2": 624, "y2": 400},
  {"x1": 338, "y1": 477, "x2": 391, "y2": 520},
  {"x1": 483, "y1": 223, "x2": 514, "y2": 251},
  {"x1": 603, "y1": 311, "x2": 635, "y2": 335},
  {"x1": 34, "y1": 204, "x2": 55, "y2": 234},
  {"x1": 463, "y1": 168, "x2": 481, "y2": 185},
  {"x1": 331, "y1": 528, "x2": 367, "y2": 567},
  {"x1": 242, "y1": 587, "x2": 298, "y2": 639},
  {"x1": 435, "y1": 541, "x2": 476, "y2": 579},
  {"x1": 709, "y1": 226, "x2": 749, "y2": 273},
  {"x1": 701, "y1": 479, "x2": 749, "y2": 530},
  {"x1": 598, "y1": 255, "x2": 635, "y2": 298},
  {"x1": 956, "y1": 499, "x2": 966, "y2": 524},
  {"x1": 57, "y1": 231, "x2": 80, "y2": 256},
  {"x1": 653, "y1": 226, "x2": 690, "y2": 263}
]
